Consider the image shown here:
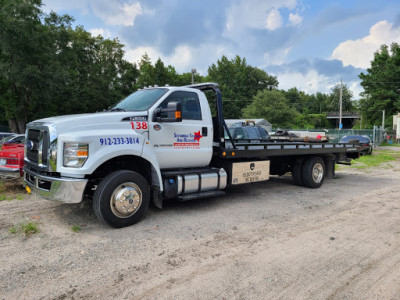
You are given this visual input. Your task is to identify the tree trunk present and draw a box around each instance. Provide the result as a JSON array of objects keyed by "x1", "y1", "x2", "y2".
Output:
[
  {"x1": 17, "y1": 119, "x2": 26, "y2": 133},
  {"x1": 8, "y1": 119, "x2": 18, "y2": 133}
]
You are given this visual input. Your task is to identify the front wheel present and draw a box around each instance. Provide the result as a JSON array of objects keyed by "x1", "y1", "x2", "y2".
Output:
[
  {"x1": 301, "y1": 157, "x2": 325, "y2": 188},
  {"x1": 93, "y1": 170, "x2": 150, "y2": 228}
]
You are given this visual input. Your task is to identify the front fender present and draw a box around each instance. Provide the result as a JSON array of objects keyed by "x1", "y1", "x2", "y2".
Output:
[
  {"x1": 56, "y1": 129, "x2": 164, "y2": 191},
  {"x1": 57, "y1": 129, "x2": 144, "y2": 176}
]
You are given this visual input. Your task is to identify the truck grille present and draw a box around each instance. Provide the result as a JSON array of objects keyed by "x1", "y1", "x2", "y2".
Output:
[
  {"x1": 27, "y1": 129, "x2": 40, "y2": 163},
  {"x1": 25, "y1": 124, "x2": 55, "y2": 171}
]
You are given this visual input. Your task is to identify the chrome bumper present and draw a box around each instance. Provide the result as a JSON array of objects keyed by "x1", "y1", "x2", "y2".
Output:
[
  {"x1": 24, "y1": 168, "x2": 88, "y2": 204},
  {"x1": 0, "y1": 167, "x2": 21, "y2": 178}
]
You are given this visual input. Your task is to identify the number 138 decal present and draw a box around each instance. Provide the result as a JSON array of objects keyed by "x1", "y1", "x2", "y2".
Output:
[{"x1": 130, "y1": 121, "x2": 148, "y2": 130}]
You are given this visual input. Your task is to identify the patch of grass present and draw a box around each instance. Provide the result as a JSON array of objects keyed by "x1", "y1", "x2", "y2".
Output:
[
  {"x1": 9, "y1": 226, "x2": 18, "y2": 234},
  {"x1": 0, "y1": 192, "x2": 23, "y2": 201},
  {"x1": 351, "y1": 150, "x2": 399, "y2": 169},
  {"x1": 0, "y1": 193, "x2": 14, "y2": 201},
  {"x1": 380, "y1": 142, "x2": 400, "y2": 147},
  {"x1": 9, "y1": 222, "x2": 39, "y2": 236},
  {"x1": 71, "y1": 225, "x2": 81, "y2": 233},
  {"x1": 23, "y1": 222, "x2": 39, "y2": 235}
]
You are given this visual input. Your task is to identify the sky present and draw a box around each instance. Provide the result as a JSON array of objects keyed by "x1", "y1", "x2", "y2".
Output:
[{"x1": 41, "y1": 0, "x2": 400, "y2": 99}]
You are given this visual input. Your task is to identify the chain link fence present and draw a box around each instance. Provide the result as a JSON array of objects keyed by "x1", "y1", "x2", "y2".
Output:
[{"x1": 275, "y1": 126, "x2": 386, "y2": 147}]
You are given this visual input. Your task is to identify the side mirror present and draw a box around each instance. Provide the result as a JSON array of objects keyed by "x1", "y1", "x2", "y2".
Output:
[{"x1": 154, "y1": 101, "x2": 182, "y2": 122}]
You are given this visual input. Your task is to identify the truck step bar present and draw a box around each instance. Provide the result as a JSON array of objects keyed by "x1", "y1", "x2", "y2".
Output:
[{"x1": 177, "y1": 190, "x2": 226, "y2": 201}]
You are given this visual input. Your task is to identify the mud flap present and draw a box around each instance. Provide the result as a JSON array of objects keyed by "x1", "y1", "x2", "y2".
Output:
[{"x1": 151, "y1": 185, "x2": 163, "y2": 209}]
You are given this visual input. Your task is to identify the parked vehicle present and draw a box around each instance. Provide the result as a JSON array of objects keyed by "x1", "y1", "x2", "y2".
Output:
[
  {"x1": 0, "y1": 132, "x2": 14, "y2": 140},
  {"x1": 340, "y1": 135, "x2": 372, "y2": 155},
  {"x1": 23, "y1": 83, "x2": 363, "y2": 228},
  {"x1": 226, "y1": 121, "x2": 271, "y2": 142},
  {"x1": 0, "y1": 134, "x2": 25, "y2": 147},
  {"x1": 0, "y1": 143, "x2": 24, "y2": 178}
]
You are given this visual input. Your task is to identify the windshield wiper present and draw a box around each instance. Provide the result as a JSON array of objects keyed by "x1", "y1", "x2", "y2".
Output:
[{"x1": 109, "y1": 107, "x2": 127, "y2": 112}]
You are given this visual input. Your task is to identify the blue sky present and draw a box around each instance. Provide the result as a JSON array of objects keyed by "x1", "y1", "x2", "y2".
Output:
[{"x1": 42, "y1": 0, "x2": 400, "y2": 98}]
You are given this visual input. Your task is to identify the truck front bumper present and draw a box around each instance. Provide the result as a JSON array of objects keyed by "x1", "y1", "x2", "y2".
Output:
[{"x1": 24, "y1": 168, "x2": 88, "y2": 204}]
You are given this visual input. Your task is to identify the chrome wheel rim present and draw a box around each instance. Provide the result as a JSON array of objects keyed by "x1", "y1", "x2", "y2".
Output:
[
  {"x1": 312, "y1": 163, "x2": 324, "y2": 183},
  {"x1": 110, "y1": 182, "x2": 142, "y2": 218}
]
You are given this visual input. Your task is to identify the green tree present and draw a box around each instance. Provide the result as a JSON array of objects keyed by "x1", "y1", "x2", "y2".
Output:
[
  {"x1": 0, "y1": 0, "x2": 59, "y2": 132},
  {"x1": 208, "y1": 55, "x2": 278, "y2": 118},
  {"x1": 136, "y1": 53, "x2": 155, "y2": 88},
  {"x1": 0, "y1": 0, "x2": 138, "y2": 129},
  {"x1": 242, "y1": 89, "x2": 299, "y2": 128},
  {"x1": 359, "y1": 43, "x2": 400, "y2": 127},
  {"x1": 327, "y1": 83, "x2": 355, "y2": 113}
]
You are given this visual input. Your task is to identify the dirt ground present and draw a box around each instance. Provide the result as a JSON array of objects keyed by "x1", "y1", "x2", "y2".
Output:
[{"x1": 1, "y1": 147, "x2": 400, "y2": 300}]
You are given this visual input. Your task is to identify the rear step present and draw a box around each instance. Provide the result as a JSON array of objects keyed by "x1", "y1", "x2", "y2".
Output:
[{"x1": 177, "y1": 190, "x2": 226, "y2": 201}]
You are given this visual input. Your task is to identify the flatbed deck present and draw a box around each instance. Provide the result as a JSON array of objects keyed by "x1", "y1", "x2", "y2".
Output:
[{"x1": 215, "y1": 141, "x2": 360, "y2": 159}]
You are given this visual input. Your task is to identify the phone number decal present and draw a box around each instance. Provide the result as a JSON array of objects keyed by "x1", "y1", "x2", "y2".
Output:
[{"x1": 100, "y1": 137, "x2": 140, "y2": 146}]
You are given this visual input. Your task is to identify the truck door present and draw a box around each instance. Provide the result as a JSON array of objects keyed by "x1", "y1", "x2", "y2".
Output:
[{"x1": 148, "y1": 90, "x2": 213, "y2": 169}]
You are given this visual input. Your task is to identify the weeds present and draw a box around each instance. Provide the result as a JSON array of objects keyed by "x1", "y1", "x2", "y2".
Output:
[
  {"x1": 71, "y1": 225, "x2": 81, "y2": 233},
  {"x1": 0, "y1": 194, "x2": 13, "y2": 201},
  {"x1": 9, "y1": 222, "x2": 39, "y2": 236}
]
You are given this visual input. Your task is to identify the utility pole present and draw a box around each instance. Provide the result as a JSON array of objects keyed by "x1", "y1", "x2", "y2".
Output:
[
  {"x1": 339, "y1": 79, "x2": 343, "y2": 130},
  {"x1": 382, "y1": 109, "x2": 385, "y2": 129},
  {"x1": 191, "y1": 68, "x2": 197, "y2": 85}
]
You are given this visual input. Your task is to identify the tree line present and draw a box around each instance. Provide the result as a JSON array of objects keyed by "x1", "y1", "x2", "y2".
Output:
[{"x1": 1, "y1": 0, "x2": 399, "y2": 133}]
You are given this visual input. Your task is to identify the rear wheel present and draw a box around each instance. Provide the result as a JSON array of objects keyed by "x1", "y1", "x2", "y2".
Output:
[
  {"x1": 93, "y1": 170, "x2": 150, "y2": 228},
  {"x1": 301, "y1": 157, "x2": 325, "y2": 188}
]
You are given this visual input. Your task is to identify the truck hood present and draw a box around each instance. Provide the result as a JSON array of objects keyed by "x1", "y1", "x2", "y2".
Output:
[{"x1": 29, "y1": 111, "x2": 149, "y2": 134}]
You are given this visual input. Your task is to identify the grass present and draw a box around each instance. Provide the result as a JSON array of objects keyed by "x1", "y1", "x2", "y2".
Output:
[
  {"x1": 9, "y1": 222, "x2": 39, "y2": 236},
  {"x1": 71, "y1": 225, "x2": 81, "y2": 233},
  {"x1": 0, "y1": 178, "x2": 26, "y2": 201},
  {"x1": 350, "y1": 149, "x2": 399, "y2": 169},
  {"x1": 380, "y1": 142, "x2": 400, "y2": 147},
  {"x1": 0, "y1": 193, "x2": 14, "y2": 201}
]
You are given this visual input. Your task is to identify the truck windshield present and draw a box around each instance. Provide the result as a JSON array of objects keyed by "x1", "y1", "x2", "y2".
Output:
[{"x1": 112, "y1": 88, "x2": 168, "y2": 111}]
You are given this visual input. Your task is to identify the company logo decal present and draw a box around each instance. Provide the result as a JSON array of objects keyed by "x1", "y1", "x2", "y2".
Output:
[
  {"x1": 174, "y1": 131, "x2": 203, "y2": 149},
  {"x1": 26, "y1": 140, "x2": 34, "y2": 151}
]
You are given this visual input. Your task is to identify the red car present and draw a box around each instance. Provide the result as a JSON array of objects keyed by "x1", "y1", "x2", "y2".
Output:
[{"x1": 0, "y1": 141, "x2": 25, "y2": 178}]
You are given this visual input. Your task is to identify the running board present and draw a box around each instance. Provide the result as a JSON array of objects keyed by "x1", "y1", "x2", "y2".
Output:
[{"x1": 177, "y1": 190, "x2": 226, "y2": 202}]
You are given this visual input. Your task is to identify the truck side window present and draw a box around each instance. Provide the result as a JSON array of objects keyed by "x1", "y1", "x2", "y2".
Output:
[{"x1": 159, "y1": 91, "x2": 202, "y2": 120}]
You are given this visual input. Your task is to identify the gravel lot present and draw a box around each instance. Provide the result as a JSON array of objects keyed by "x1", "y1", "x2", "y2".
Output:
[{"x1": 1, "y1": 147, "x2": 400, "y2": 300}]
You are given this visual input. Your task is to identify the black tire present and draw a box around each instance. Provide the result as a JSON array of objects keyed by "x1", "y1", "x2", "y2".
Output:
[
  {"x1": 93, "y1": 170, "x2": 150, "y2": 228},
  {"x1": 292, "y1": 158, "x2": 304, "y2": 186},
  {"x1": 301, "y1": 156, "x2": 325, "y2": 188}
]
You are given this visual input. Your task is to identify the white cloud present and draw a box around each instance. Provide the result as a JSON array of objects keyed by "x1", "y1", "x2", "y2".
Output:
[
  {"x1": 275, "y1": 69, "x2": 363, "y2": 99},
  {"x1": 41, "y1": 0, "x2": 89, "y2": 13},
  {"x1": 92, "y1": 2, "x2": 143, "y2": 26},
  {"x1": 89, "y1": 28, "x2": 112, "y2": 38},
  {"x1": 125, "y1": 46, "x2": 163, "y2": 66},
  {"x1": 331, "y1": 20, "x2": 400, "y2": 69},
  {"x1": 277, "y1": 69, "x2": 330, "y2": 94},
  {"x1": 263, "y1": 47, "x2": 292, "y2": 66},
  {"x1": 43, "y1": 0, "x2": 145, "y2": 26},
  {"x1": 289, "y1": 13, "x2": 302, "y2": 26},
  {"x1": 124, "y1": 44, "x2": 229, "y2": 75},
  {"x1": 225, "y1": 0, "x2": 298, "y2": 33},
  {"x1": 266, "y1": 9, "x2": 283, "y2": 31}
]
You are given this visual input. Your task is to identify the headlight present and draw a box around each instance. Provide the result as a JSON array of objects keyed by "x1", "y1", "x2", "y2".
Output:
[{"x1": 63, "y1": 143, "x2": 88, "y2": 168}]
